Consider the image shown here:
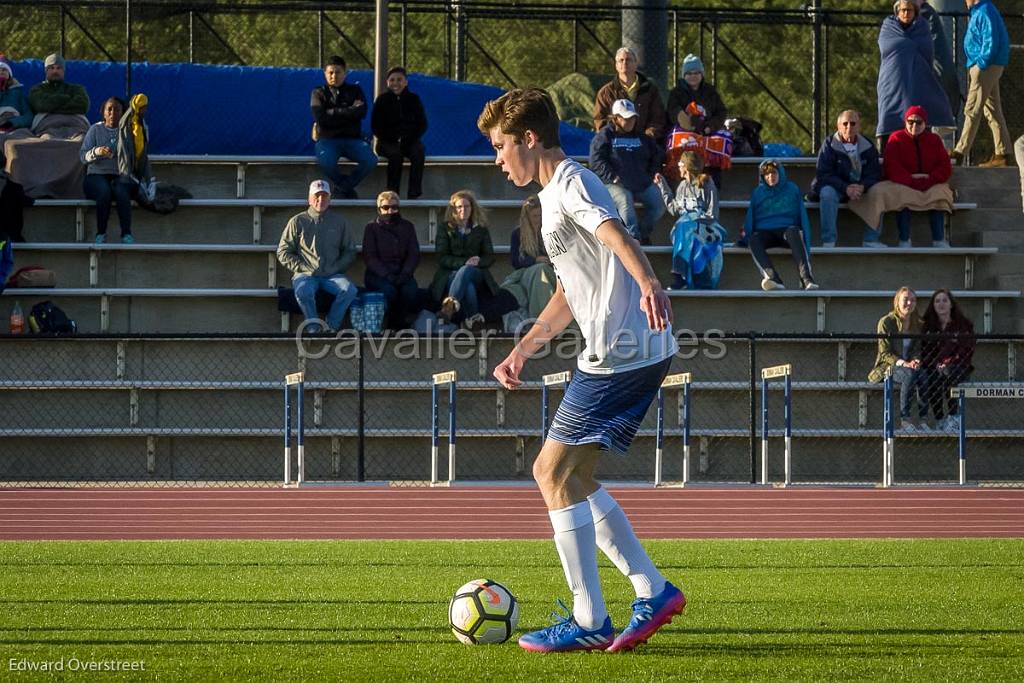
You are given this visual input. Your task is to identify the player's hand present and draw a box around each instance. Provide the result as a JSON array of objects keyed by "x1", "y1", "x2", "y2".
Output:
[
  {"x1": 494, "y1": 349, "x2": 526, "y2": 390},
  {"x1": 640, "y1": 284, "x2": 673, "y2": 331}
]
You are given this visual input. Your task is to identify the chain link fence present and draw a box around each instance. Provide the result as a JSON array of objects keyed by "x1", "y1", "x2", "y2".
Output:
[
  {"x1": 0, "y1": 332, "x2": 1020, "y2": 488},
  {"x1": 1, "y1": 1, "x2": 1020, "y2": 153}
]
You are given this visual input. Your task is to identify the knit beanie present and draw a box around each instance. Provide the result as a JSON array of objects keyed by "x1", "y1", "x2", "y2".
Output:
[
  {"x1": 681, "y1": 54, "x2": 705, "y2": 76},
  {"x1": 904, "y1": 105, "x2": 928, "y2": 124}
]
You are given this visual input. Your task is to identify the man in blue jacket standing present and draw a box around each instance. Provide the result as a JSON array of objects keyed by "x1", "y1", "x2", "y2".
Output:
[{"x1": 950, "y1": 0, "x2": 1012, "y2": 168}]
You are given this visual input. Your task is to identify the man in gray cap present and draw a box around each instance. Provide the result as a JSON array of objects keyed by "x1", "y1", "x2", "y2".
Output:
[
  {"x1": 277, "y1": 179, "x2": 359, "y2": 332},
  {"x1": 28, "y1": 54, "x2": 89, "y2": 117}
]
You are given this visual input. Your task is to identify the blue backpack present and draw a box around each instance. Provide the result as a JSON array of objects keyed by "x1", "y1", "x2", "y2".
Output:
[{"x1": 671, "y1": 214, "x2": 727, "y2": 289}]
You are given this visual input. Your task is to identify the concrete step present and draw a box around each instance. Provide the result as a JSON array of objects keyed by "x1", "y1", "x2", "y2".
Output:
[
  {"x1": 11, "y1": 243, "x2": 990, "y2": 292},
  {"x1": 948, "y1": 167, "x2": 1024, "y2": 210}
]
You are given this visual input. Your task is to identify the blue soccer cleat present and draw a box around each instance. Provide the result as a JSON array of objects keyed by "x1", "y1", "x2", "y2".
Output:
[
  {"x1": 606, "y1": 581, "x2": 686, "y2": 652},
  {"x1": 518, "y1": 600, "x2": 614, "y2": 653}
]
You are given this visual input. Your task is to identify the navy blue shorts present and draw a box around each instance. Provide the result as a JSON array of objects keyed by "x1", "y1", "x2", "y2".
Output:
[{"x1": 546, "y1": 358, "x2": 672, "y2": 455}]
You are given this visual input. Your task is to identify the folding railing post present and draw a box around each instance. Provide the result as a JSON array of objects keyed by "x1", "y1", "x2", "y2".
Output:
[
  {"x1": 284, "y1": 380, "x2": 292, "y2": 486},
  {"x1": 784, "y1": 373, "x2": 792, "y2": 486},
  {"x1": 957, "y1": 389, "x2": 967, "y2": 486},
  {"x1": 683, "y1": 380, "x2": 692, "y2": 484},
  {"x1": 448, "y1": 379, "x2": 457, "y2": 485},
  {"x1": 283, "y1": 371, "x2": 305, "y2": 488},
  {"x1": 431, "y1": 381, "x2": 440, "y2": 485},
  {"x1": 760, "y1": 373, "x2": 769, "y2": 485},
  {"x1": 658, "y1": 373, "x2": 692, "y2": 486},
  {"x1": 883, "y1": 371, "x2": 893, "y2": 488},
  {"x1": 655, "y1": 387, "x2": 665, "y2": 487}
]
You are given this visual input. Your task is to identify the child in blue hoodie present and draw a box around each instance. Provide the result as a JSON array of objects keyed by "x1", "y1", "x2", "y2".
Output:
[{"x1": 743, "y1": 159, "x2": 817, "y2": 290}]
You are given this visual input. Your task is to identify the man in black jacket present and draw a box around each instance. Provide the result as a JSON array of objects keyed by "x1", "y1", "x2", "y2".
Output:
[
  {"x1": 371, "y1": 67, "x2": 428, "y2": 199},
  {"x1": 311, "y1": 55, "x2": 378, "y2": 199}
]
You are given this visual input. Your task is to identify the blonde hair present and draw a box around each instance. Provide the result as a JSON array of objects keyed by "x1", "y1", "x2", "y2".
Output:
[
  {"x1": 678, "y1": 151, "x2": 709, "y2": 188},
  {"x1": 517, "y1": 195, "x2": 543, "y2": 259},
  {"x1": 892, "y1": 286, "x2": 922, "y2": 332},
  {"x1": 376, "y1": 190, "x2": 399, "y2": 207},
  {"x1": 445, "y1": 189, "x2": 488, "y2": 230}
]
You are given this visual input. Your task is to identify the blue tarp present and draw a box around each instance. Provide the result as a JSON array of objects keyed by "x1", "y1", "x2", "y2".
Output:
[{"x1": 9, "y1": 60, "x2": 595, "y2": 157}]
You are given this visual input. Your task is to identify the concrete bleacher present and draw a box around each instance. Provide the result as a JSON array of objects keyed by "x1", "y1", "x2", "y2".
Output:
[{"x1": 2, "y1": 155, "x2": 1022, "y2": 484}]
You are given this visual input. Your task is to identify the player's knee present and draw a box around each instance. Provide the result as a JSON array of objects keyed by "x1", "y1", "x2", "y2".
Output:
[{"x1": 531, "y1": 453, "x2": 568, "y2": 492}]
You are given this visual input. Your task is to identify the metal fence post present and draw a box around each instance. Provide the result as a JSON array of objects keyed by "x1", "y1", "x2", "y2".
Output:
[
  {"x1": 810, "y1": 0, "x2": 823, "y2": 151},
  {"x1": 357, "y1": 338, "x2": 365, "y2": 482}
]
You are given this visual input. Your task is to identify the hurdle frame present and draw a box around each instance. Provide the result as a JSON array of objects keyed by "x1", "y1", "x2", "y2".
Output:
[
  {"x1": 760, "y1": 364, "x2": 792, "y2": 485},
  {"x1": 655, "y1": 372, "x2": 693, "y2": 486},
  {"x1": 283, "y1": 371, "x2": 305, "y2": 488},
  {"x1": 431, "y1": 370, "x2": 457, "y2": 486},
  {"x1": 883, "y1": 369, "x2": 895, "y2": 487},
  {"x1": 951, "y1": 384, "x2": 1024, "y2": 486},
  {"x1": 541, "y1": 371, "x2": 571, "y2": 439}
]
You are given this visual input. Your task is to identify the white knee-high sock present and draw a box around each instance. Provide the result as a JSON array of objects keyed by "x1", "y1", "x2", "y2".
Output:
[
  {"x1": 548, "y1": 500, "x2": 608, "y2": 630},
  {"x1": 588, "y1": 487, "x2": 666, "y2": 599}
]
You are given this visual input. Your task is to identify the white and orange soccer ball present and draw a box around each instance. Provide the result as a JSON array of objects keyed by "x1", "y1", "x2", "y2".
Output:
[{"x1": 448, "y1": 579, "x2": 520, "y2": 644}]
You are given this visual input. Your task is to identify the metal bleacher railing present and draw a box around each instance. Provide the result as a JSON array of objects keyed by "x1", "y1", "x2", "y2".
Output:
[{"x1": 0, "y1": 333, "x2": 1021, "y2": 489}]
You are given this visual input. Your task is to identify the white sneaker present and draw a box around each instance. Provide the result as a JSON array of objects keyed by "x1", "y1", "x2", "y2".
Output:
[
  {"x1": 932, "y1": 240, "x2": 951, "y2": 248},
  {"x1": 861, "y1": 241, "x2": 888, "y2": 248},
  {"x1": 761, "y1": 277, "x2": 785, "y2": 291},
  {"x1": 804, "y1": 281, "x2": 820, "y2": 290},
  {"x1": 821, "y1": 241, "x2": 836, "y2": 248},
  {"x1": 898, "y1": 240, "x2": 912, "y2": 248}
]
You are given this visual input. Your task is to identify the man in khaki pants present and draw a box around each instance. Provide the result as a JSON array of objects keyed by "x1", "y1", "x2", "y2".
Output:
[{"x1": 950, "y1": 0, "x2": 1012, "y2": 168}]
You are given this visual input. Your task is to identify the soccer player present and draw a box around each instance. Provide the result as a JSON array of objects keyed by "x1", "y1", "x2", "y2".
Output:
[{"x1": 478, "y1": 89, "x2": 685, "y2": 653}]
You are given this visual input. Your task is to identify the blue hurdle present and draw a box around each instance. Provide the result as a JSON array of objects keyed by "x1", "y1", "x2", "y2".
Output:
[
  {"x1": 883, "y1": 369, "x2": 895, "y2": 487},
  {"x1": 541, "y1": 371, "x2": 571, "y2": 439},
  {"x1": 655, "y1": 372, "x2": 693, "y2": 486},
  {"x1": 283, "y1": 371, "x2": 305, "y2": 487},
  {"x1": 431, "y1": 370, "x2": 457, "y2": 485},
  {"x1": 760, "y1": 364, "x2": 792, "y2": 485},
  {"x1": 951, "y1": 384, "x2": 1024, "y2": 486}
]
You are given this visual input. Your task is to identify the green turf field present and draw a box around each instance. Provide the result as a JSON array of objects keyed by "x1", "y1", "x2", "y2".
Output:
[{"x1": 1, "y1": 539, "x2": 1022, "y2": 681}]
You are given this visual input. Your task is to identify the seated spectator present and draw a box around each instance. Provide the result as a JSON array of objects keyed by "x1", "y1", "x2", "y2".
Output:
[
  {"x1": 593, "y1": 47, "x2": 667, "y2": 142},
  {"x1": 869, "y1": 286, "x2": 927, "y2": 430},
  {"x1": 80, "y1": 97, "x2": 135, "y2": 243},
  {"x1": 950, "y1": 0, "x2": 1011, "y2": 168},
  {"x1": 0, "y1": 59, "x2": 33, "y2": 133},
  {"x1": 362, "y1": 190, "x2": 421, "y2": 329},
  {"x1": 921, "y1": 288, "x2": 975, "y2": 432},
  {"x1": 431, "y1": 190, "x2": 498, "y2": 324},
  {"x1": 666, "y1": 55, "x2": 729, "y2": 190},
  {"x1": 809, "y1": 110, "x2": 884, "y2": 248},
  {"x1": 0, "y1": 166, "x2": 31, "y2": 243},
  {"x1": 655, "y1": 150, "x2": 720, "y2": 290},
  {"x1": 371, "y1": 67, "x2": 427, "y2": 200},
  {"x1": 876, "y1": 1, "x2": 954, "y2": 153},
  {"x1": 502, "y1": 195, "x2": 556, "y2": 318},
  {"x1": 743, "y1": 160, "x2": 817, "y2": 291},
  {"x1": 588, "y1": 99, "x2": 664, "y2": 244},
  {"x1": 311, "y1": 55, "x2": 377, "y2": 199},
  {"x1": 277, "y1": 180, "x2": 358, "y2": 332},
  {"x1": 883, "y1": 105, "x2": 952, "y2": 247},
  {"x1": 4, "y1": 53, "x2": 90, "y2": 198}
]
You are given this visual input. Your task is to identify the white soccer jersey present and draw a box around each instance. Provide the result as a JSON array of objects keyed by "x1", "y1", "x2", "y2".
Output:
[{"x1": 538, "y1": 158, "x2": 678, "y2": 374}]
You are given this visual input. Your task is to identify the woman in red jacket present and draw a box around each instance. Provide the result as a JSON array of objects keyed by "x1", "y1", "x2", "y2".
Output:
[
  {"x1": 921, "y1": 288, "x2": 975, "y2": 432},
  {"x1": 883, "y1": 105, "x2": 952, "y2": 247}
]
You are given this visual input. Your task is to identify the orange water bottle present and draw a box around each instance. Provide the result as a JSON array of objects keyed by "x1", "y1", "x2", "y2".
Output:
[{"x1": 9, "y1": 301, "x2": 24, "y2": 334}]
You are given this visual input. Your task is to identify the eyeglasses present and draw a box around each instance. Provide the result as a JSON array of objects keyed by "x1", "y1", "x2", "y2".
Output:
[
  {"x1": 378, "y1": 204, "x2": 399, "y2": 211},
  {"x1": 906, "y1": 118, "x2": 925, "y2": 126}
]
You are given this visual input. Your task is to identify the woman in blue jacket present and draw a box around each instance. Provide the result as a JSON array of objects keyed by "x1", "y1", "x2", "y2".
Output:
[{"x1": 743, "y1": 160, "x2": 817, "y2": 291}]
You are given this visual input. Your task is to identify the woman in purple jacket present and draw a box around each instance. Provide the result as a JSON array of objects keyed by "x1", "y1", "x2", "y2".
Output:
[{"x1": 362, "y1": 190, "x2": 421, "y2": 328}]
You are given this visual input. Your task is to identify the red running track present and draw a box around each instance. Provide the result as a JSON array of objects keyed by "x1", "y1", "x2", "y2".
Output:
[{"x1": 1, "y1": 487, "x2": 1022, "y2": 540}]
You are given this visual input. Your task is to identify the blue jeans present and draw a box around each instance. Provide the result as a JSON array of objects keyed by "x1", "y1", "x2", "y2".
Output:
[
  {"x1": 605, "y1": 183, "x2": 665, "y2": 241},
  {"x1": 446, "y1": 265, "x2": 483, "y2": 317},
  {"x1": 84, "y1": 173, "x2": 135, "y2": 236},
  {"x1": 818, "y1": 185, "x2": 881, "y2": 244},
  {"x1": 893, "y1": 365, "x2": 926, "y2": 419},
  {"x1": 314, "y1": 137, "x2": 378, "y2": 193},
  {"x1": 895, "y1": 209, "x2": 945, "y2": 243},
  {"x1": 292, "y1": 273, "x2": 358, "y2": 331}
]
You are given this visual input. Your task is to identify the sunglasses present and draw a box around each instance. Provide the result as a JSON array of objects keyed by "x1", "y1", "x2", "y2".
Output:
[
  {"x1": 378, "y1": 204, "x2": 399, "y2": 211},
  {"x1": 906, "y1": 118, "x2": 925, "y2": 125},
  {"x1": 840, "y1": 121, "x2": 858, "y2": 127}
]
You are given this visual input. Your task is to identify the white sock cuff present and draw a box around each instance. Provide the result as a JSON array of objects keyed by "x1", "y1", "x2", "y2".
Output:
[
  {"x1": 587, "y1": 487, "x2": 620, "y2": 523},
  {"x1": 548, "y1": 500, "x2": 593, "y2": 534}
]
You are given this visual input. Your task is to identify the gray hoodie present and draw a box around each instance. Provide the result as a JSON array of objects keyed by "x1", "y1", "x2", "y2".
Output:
[{"x1": 277, "y1": 207, "x2": 357, "y2": 278}]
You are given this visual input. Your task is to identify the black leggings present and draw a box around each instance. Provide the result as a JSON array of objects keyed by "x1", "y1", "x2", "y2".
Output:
[{"x1": 748, "y1": 227, "x2": 813, "y2": 285}]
